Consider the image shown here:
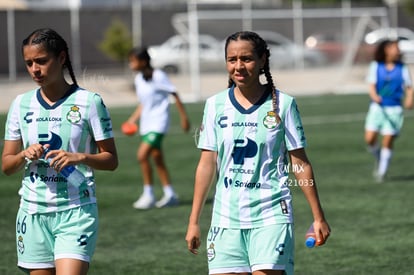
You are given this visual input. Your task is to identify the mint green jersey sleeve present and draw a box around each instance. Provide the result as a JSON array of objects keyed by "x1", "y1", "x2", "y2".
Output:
[{"x1": 283, "y1": 98, "x2": 307, "y2": 151}]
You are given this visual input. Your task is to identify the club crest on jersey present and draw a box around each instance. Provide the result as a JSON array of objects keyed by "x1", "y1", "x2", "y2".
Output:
[
  {"x1": 263, "y1": 111, "x2": 278, "y2": 129},
  {"x1": 66, "y1": 105, "x2": 81, "y2": 124}
]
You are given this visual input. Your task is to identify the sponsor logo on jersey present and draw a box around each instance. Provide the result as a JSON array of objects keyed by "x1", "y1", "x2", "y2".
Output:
[
  {"x1": 24, "y1": 112, "x2": 34, "y2": 124},
  {"x1": 229, "y1": 167, "x2": 255, "y2": 174},
  {"x1": 232, "y1": 138, "x2": 258, "y2": 165},
  {"x1": 36, "y1": 117, "x2": 62, "y2": 122},
  {"x1": 38, "y1": 132, "x2": 62, "y2": 150},
  {"x1": 223, "y1": 177, "x2": 261, "y2": 189},
  {"x1": 77, "y1": 234, "x2": 89, "y2": 246},
  {"x1": 280, "y1": 199, "x2": 289, "y2": 214},
  {"x1": 231, "y1": 121, "x2": 258, "y2": 127},
  {"x1": 66, "y1": 105, "x2": 81, "y2": 124},
  {"x1": 234, "y1": 180, "x2": 261, "y2": 188},
  {"x1": 218, "y1": 116, "x2": 228, "y2": 128},
  {"x1": 224, "y1": 177, "x2": 233, "y2": 188},
  {"x1": 39, "y1": 174, "x2": 68, "y2": 183},
  {"x1": 100, "y1": 117, "x2": 111, "y2": 122},
  {"x1": 103, "y1": 127, "x2": 113, "y2": 133},
  {"x1": 275, "y1": 243, "x2": 285, "y2": 255}
]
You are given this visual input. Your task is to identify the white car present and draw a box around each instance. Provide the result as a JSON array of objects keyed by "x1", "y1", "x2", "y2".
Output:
[
  {"x1": 256, "y1": 30, "x2": 327, "y2": 69},
  {"x1": 364, "y1": 27, "x2": 414, "y2": 63},
  {"x1": 147, "y1": 34, "x2": 224, "y2": 74}
]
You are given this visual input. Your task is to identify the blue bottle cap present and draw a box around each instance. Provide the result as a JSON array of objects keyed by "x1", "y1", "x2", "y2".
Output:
[{"x1": 305, "y1": 237, "x2": 316, "y2": 248}]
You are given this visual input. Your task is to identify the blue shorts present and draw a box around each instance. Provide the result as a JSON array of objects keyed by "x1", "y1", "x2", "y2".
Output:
[
  {"x1": 365, "y1": 103, "x2": 404, "y2": 135},
  {"x1": 206, "y1": 223, "x2": 294, "y2": 274},
  {"x1": 16, "y1": 204, "x2": 98, "y2": 271}
]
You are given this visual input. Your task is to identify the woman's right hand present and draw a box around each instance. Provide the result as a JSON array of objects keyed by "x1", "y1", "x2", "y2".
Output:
[
  {"x1": 22, "y1": 144, "x2": 45, "y2": 162},
  {"x1": 185, "y1": 223, "x2": 201, "y2": 255}
]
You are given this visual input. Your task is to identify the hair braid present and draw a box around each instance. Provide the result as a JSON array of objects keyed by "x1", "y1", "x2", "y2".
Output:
[
  {"x1": 263, "y1": 58, "x2": 281, "y2": 123},
  {"x1": 64, "y1": 49, "x2": 78, "y2": 86}
]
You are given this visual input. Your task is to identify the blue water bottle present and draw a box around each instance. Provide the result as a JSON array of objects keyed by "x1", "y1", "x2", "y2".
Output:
[
  {"x1": 43, "y1": 146, "x2": 86, "y2": 187},
  {"x1": 305, "y1": 224, "x2": 317, "y2": 248}
]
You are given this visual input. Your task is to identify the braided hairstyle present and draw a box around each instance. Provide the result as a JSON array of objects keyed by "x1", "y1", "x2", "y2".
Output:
[
  {"x1": 128, "y1": 47, "x2": 154, "y2": 81},
  {"x1": 224, "y1": 31, "x2": 280, "y2": 122},
  {"x1": 22, "y1": 28, "x2": 78, "y2": 86}
]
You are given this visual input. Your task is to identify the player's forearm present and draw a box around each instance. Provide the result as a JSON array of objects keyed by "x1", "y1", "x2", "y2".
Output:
[
  {"x1": 295, "y1": 166, "x2": 326, "y2": 222},
  {"x1": 368, "y1": 84, "x2": 381, "y2": 103},
  {"x1": 1, "y1": 151, "x2": 26, "y2": 175},
  {"x1": 128, "y1": 105, "x2": 141, "y2": 123},
  {"x1": 404, "y1": 87, "x2": 413, "y2": 109},
  {"x1": 174, "y1": 95, "x2": 189, "y2": 120},
  {"x1": 189, "y1": 160, "x2": 215, "y2": 225},
  {"x1": 78, "y1": 151, "x2": 118, "y2": 171}
]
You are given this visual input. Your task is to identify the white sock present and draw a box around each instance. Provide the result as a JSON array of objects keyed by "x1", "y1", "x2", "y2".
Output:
[
  {"x1": 163, "y1": 185, "x2": 175, "y2": 197},
  {"x1": 143, "y1": 185, "x2": 154, "y2": 197},
  {"x1": 378, "y1": 148, "x2": 392, "y2": 176}
]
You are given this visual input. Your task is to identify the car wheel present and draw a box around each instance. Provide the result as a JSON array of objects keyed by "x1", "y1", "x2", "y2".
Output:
[{"x1": 163, "y1": 65, "x2": 179, "y2": 74}]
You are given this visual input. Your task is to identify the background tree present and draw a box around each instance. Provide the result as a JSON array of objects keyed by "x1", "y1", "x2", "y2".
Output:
[{"x1": 99, "y1": 18, "x2": 132, "y2": 63}]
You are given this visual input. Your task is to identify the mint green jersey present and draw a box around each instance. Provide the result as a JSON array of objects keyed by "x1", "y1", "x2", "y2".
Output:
[
  {"x1": 198, "y1": 87, "x2": 306, "y2": 229},
  {"x1": 4, "y1": 86, "x2": 114, "y2": 214}
]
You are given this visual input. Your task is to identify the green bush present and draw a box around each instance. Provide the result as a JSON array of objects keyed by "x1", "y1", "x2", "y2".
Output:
[{"x1": 99, "y1": 18, "x2": 132, "y2": 63}]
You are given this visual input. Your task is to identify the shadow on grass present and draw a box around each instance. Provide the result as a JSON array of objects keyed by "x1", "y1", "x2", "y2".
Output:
[{"x1": 387, "y1": 174, "x2": 414, "y2": 182}]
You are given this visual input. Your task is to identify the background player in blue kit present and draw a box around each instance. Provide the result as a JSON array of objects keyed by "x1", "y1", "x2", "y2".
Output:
[
  {"x1": 1, "y1": 28, "x2": 118, "y2": 274},
  {"x1": 365, "y1": 39, "x2": 413, "y2": 182},
  {"x1": 125, "y1": 47, "x2": 190, "y2": 209},
  {"x1": 185, "y1": 31, "x2": 330, "y2": 275}
]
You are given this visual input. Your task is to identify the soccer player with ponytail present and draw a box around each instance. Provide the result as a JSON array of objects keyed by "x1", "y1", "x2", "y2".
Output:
[
  {"x1": 185, "y1": 31, "x2": 330, "y2": 275},
  {"x1": 2, "y1": 28, "x2": 118, "y2": 274}
]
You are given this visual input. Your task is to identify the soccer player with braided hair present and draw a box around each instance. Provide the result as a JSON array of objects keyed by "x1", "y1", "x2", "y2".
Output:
[
  {"x1": 2, "y1": 28, "x2": 118, "y2": 274},
  {"x1": 185, "y1": 31, "x2": 330, "y2": 275}
]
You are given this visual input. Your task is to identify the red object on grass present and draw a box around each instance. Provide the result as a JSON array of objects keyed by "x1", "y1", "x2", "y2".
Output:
[{"x1": 121, "y1": 122, "x2": 138, "y2": 136}]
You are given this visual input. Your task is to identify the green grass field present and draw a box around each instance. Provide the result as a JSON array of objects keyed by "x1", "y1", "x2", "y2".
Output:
[{"x1": 1, "y1": 93, "x2": 414, "y2": 275}]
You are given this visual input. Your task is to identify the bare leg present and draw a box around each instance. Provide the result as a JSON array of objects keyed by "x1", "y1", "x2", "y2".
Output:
[
  {"x1": 137, "y1": 142, "x2": 153, "y2": 185},
  {"x1": 365, "y1": 130, "x2": 378, "y2": 146},
  {"x1": 55, "y1": 258, "x2": 89, "y2": 275},
  {"x1": 253, "y1": 270, "x2": 284, "y2": 275},
  {"x1": 30, "y1": 269, "x2": 55, "y2": 275},
  {"x1": 382, "y1": 134, "x2": 396, "y2": 149},
  {"x1": 151, "y1": 148, "x2": 171, "y2": 187},
  {"x1": 132, "y1": 142, "x2": 156, "y2": 209}
]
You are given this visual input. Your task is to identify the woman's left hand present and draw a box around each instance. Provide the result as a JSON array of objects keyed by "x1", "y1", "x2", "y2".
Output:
[
  {"x1": 313, "y1": 220, "x2": 331, "y2": 246},
  {"x1": 44, "y1": 149, "x2": 81, "y2": 172}
]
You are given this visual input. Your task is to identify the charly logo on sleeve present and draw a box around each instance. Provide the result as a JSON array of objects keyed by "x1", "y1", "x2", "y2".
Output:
[{"x1": 66, "y1": 105, "x2": 81, "y2": 124}]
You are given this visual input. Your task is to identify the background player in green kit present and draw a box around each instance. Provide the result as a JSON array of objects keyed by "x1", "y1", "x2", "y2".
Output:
[
  {"x1": 125, "y1": 47, "x2": 190, "y2": 209},
  {"x1": 1, "y1": 28, "x2": 118, "y2": 274},
  {"x1": 185, "y1": 31, "x2": 330, "y2": 275}
]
